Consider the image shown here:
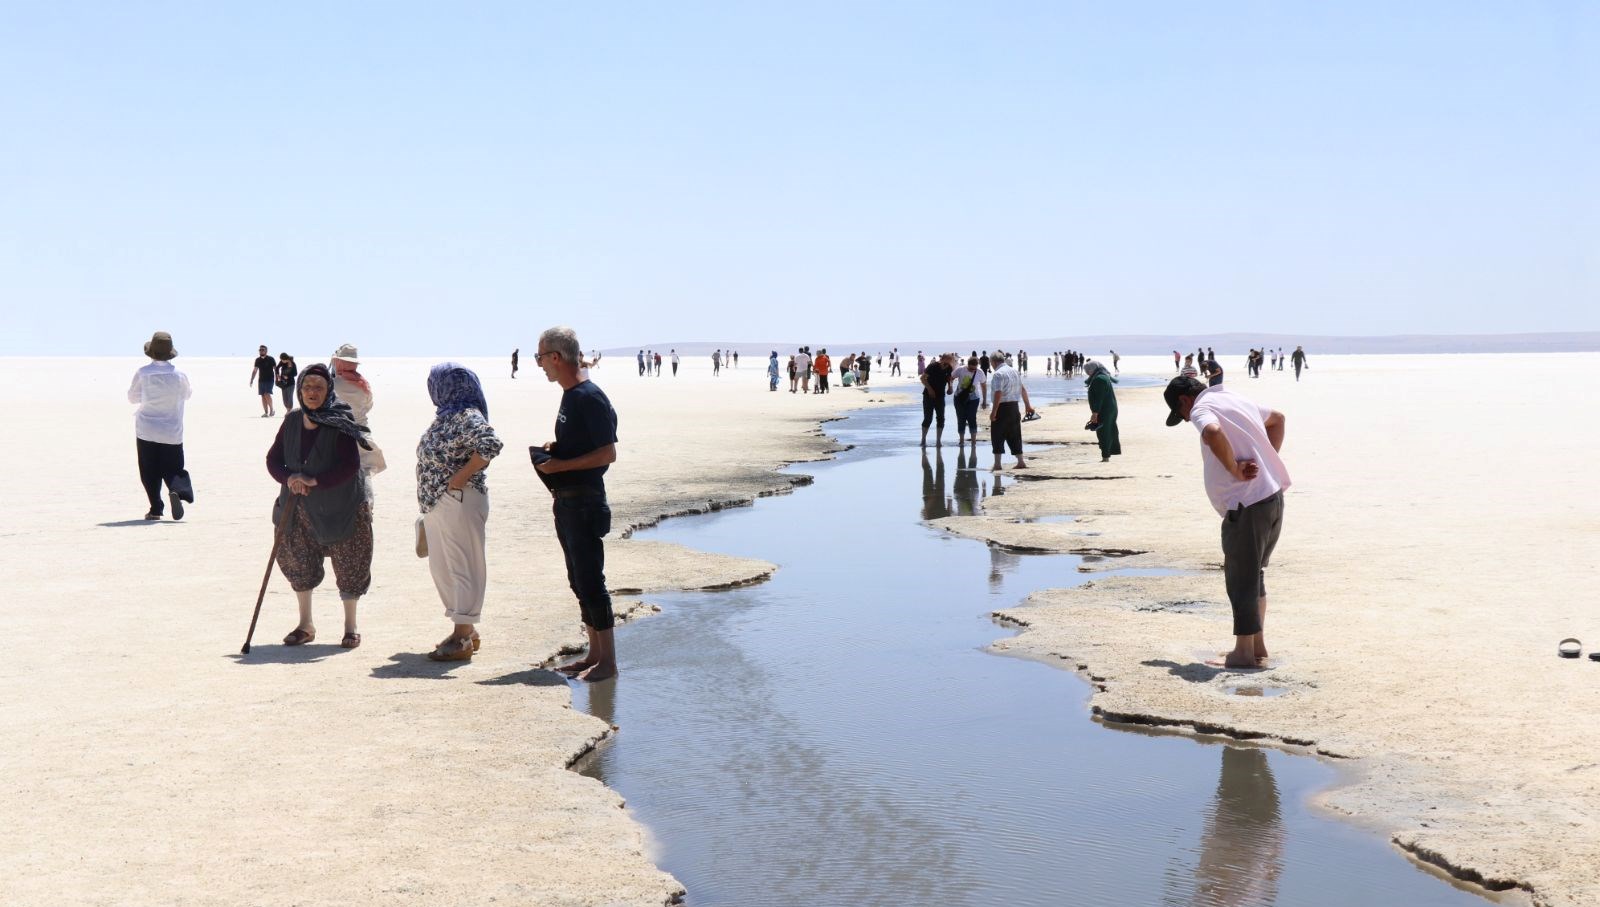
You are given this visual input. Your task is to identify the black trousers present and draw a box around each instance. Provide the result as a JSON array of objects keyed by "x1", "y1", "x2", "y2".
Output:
[
  {"x1": 554, "y1": 492, "x2": 615, "y2": 631},
  {"x1": 921, "y1": 393, "x2": 946, "y2": 430},
  {"x1": 991, "y1": 401, "x2": 1022, "y2": 456},
  {"x1": 136, "y1": 438, "x2": 185, "y2": 514}
]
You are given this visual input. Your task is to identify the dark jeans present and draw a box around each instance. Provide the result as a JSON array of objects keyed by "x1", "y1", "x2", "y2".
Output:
[
  {"x1": 1221, "y1": 492, "x2": 1284, "y2": 636},
  {"x1": 921, "y1": 393, "x2": 946, "y2": 431},
  {"x1": 136, "y1": 438, "x2": 185, "y2": 514},
  {"x1": 279, "y1": 384, "x2": 294, "y2": 410},
  {"x1": 955, "y1": 395, "x2": 979, "y2": 436},
  {"x1": 553, "y1": 492, "x2": 615, "y2": 631},
  {"x1": 991, "y1": 401, "x2": 1022, "y2": 456}
]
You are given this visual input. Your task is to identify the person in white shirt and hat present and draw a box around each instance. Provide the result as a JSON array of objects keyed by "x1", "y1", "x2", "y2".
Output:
[
  {"x1": 128, "y1": 331, "x2": 194, "y2": 520},
  {"x1": 329, "y1": 343, "x2": 387, "y2": 487},
  {"x1": 1164, "y1": 376, "x2": 1290, "y2": 669}
]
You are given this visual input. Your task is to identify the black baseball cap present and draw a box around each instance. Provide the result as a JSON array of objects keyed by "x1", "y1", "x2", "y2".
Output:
[{"x1": 1164, "y1": 376, "x2": 1207, "y2": 426}]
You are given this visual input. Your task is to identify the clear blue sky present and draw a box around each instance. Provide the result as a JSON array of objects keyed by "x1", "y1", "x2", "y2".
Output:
[{"x1": 2, "y1": 2, "x2": 1595, "y2": 355}]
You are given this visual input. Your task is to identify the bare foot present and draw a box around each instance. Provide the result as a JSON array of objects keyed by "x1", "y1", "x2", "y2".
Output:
[
  {"x1": 1014, "y1": 461, "x2": 1028, "y2": 469},
  {"x1": 1207, "y1": 653, "x2": 1265, "y2": 669},
  {"x1": 578, "y1": 663, "x2": 617, "y2": 682},
  {"x1": 555, "y1": 658, "x2": 595, "y2": 676}
]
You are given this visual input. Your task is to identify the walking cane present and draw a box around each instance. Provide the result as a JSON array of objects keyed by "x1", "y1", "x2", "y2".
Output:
[{"x1": 241, "y1": 493, "x2": 299, "y2": 654}]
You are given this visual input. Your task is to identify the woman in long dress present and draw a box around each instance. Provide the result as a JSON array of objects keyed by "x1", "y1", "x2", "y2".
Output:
[{"x1": 1084, "y1": 360, "x2": 1121, "y2": 463}]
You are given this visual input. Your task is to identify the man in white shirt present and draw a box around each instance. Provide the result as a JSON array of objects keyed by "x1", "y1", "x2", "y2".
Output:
[
  {"x1": 1164, "y1": 376, "x2": 1289, "y2": 669},
  {"x1": 128, "y1": 331, "x2": 194, "y2": 520},
  {"x1": 987, "y1": 350, "x2": 1035, "y2": 471}
]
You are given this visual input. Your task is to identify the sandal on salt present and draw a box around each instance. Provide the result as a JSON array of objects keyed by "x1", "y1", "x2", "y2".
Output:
[
  {"x1": 340, "y1": 632, "x2": 361, "y2": 650},
  {"x1": 283, "y1": 627, "x2": 315, "y2": 646},
  {"x1": 1558, "y1": 638, "x2": 1581, "y2": 658},
  {"x1": 426, "y1": 636, "x2": 474, "y2": 662}
]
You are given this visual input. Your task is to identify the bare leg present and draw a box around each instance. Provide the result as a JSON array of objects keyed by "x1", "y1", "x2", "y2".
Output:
[
  {"x1": 294, "y1": 589, "x2": 314, "y2": 633},
  {"x1": 578, "y1": 628, "x2": 618, "y2": 682},
  {"x1": 342, "y1": 596, "x2": 359, "y2": 636}
]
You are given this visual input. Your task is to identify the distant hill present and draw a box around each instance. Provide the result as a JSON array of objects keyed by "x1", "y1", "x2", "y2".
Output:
[{"x1": 604, "y1": 332, "x2": 1600, "y2": 357}]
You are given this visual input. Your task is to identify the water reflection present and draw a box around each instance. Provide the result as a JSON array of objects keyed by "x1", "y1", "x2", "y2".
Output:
[
  {"x1": 1180, "y1": 746, "x2": 1286, "y2": 906},
  {"x1": 921, "y1": 450, "x2": 949, "y2": 520},
  {"x1": 952, "y1": 451, "x2": 983, "y2": 516},
  {"x1": 580, "y1": 382, "x2": 1498, "y2": 907}
]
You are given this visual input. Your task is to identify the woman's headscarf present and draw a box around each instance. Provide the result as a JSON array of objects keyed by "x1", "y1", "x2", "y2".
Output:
[
  {"x1": 1084, "y1": 360, "x2": 1115, "y2": 383},
  {"x1": 296, "y1": 363, "x2": 373, "y2": 449},
  {"x1": 427, "y1": 362, "x2": 488, "y2": 420}
]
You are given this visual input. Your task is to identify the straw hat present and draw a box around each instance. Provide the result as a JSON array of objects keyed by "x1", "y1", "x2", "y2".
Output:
[
  {"x1": 143, "y1": 331, "x2": 177, "y2": 361},
  {"x1": 331, "y1": 343, "x2": 360, "y2": 364}
]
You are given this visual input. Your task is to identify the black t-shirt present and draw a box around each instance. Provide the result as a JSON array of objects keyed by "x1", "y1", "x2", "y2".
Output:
[
  {"x1": 254, "y1": 355, "x2": 275, "y2": 380},
  {"x1": 923, "y1": 361, "x2": 952, "y2": 397},
  {"x1": 550, "y1": 381, "x2": 619, "y2": 489}
]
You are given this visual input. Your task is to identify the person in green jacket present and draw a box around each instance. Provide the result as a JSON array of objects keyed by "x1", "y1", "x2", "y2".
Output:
[{"x1": 1085, "y1": 360, "x2": 1121, "y2": 462}]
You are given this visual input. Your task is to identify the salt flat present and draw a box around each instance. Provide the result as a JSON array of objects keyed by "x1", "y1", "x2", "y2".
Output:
[
  {"x1": 0, "y1": 354, "x2": 882, "y2": 907},
  {"x1": 933, "y1": 353, "x2": 1600, "y2": 907}
]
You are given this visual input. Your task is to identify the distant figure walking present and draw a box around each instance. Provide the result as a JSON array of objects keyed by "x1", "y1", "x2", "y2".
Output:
[
  {"x1": 733, "y1": 351, "x2": 739, "y2": 368},
  {"x1": 511, "y1": 348, "x2": 519, "y2": 379},
  {"x1": 275, "y1": 353, "x2": 298, "y2": 412},
  {"x1": 637, "y1": 350, "x2": 646, "y2": 377},
  {"x1": 813, "y1": 350, "x2": 831, "y2": 394},
  {"x1": 129, "y1": 331, "x2": 194, "y2": 521},
  {"x1": 250, "y1": 344, "x2": 277, "y2": 417},
  {"x1": 768, "y1": 351, "x2": 780, "y2": 391},
  {"x1": 713, "y1": 349, "x2": 722, "y2": 376},
  {"x1": 1084, "y1": 360, "x2": 1121, "y2": 462},
  {"x1": 269, "y1": 364, "x2": 375, "y2": 650},
  {"x1": 671, "y1": 349, "x2": 680, "y2": 376},
  {"x1": 1291, "y1": 346, "x2": 1308, "y2": 381},
  {"x1": 856, "y1": 350, "x2": 871, "y2": 386},
  {"x1": 1174, "y1": 350, "x2": 1181, "y2": 373},
  {"x1": 916, "y1": 352, "x2": 927, "y2": 377},
  {"x1": 535, "y1": 326, "x2": 621, "y2": 683},
  {"x1": 1110, "y1": 350, "x2": 1120, "y2": 375},
  {"x1": 1163, "y1": 376, "x2": 1289, "y2": 670},
  {"x1": 890, "y1": 349, "x2": 902, "y2": 376},
  {"x1": 987, "y1": 350, "x2": 1034, "y2": 471},
  {"x1": 417, "y1": 363, "x2": 503, "y2": 662}
]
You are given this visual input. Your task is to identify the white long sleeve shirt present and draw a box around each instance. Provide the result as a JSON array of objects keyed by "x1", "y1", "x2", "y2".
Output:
[{"x1": 128, "y1": 361, "x2": 192, "y2": 445}]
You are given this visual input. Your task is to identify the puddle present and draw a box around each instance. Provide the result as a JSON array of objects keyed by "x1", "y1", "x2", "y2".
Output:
[
  {"x1": 1227, "y1": 686, "x2": 1291, "y2": 698},
  {"x1": 571, "y1": 381, "x2": 1509, "y2": 907}
]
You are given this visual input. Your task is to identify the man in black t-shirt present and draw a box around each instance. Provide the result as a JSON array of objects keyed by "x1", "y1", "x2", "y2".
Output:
[
  {"x1": 920, "y1": 352, "x2": 954, "y2": 448},
  {"x1": 248, "y1": 344, "x2": 276, "y2": 417},
  {"x1": 535, "y1": 326, "x2": 621, "y2": 682}
]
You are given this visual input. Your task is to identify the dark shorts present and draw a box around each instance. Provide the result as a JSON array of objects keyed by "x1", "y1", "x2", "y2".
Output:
[
  {"x1": 257, "y1": 378, "x2": 274, "y2": 396},
  {"x1": 921, "y1": 393, "x2": 946, "y2": 430},
  {"x1": 1220, "y1": 492, "x2": 1283, "y2": 636}
]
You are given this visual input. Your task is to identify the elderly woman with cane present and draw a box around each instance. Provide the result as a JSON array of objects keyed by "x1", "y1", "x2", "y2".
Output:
[
  {"x1": 1085, "y1": 359, "x2": 1121, "y2": 463},
  {"x1": 266, "y1": 363, "x2": 375, "y2": 649},
  {"x1": 416, "y1": 363, "x2": 503, "y2": 662}
]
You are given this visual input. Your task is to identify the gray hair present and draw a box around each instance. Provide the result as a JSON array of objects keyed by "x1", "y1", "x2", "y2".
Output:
[{"x1": 539, "y1": 326, "x2": 582, "y2": 364}]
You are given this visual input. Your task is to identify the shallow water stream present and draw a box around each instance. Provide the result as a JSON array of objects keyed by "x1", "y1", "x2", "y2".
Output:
[{"x1": 573, "y1": 379, "x2": 1506, "y2": 907}]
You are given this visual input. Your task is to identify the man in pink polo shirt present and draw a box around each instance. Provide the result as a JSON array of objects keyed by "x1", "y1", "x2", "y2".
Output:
[{"x1": 1164, "y1": 376, "x2": 1290, "y2": 669}]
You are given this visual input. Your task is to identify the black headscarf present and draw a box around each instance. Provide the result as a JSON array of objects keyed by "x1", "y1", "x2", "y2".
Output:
[{"x1": 296, "y1": 363, "x2": 372, "y2": 449}]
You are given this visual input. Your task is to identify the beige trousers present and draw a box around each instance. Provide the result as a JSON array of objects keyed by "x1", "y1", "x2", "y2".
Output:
[{"x1": 423, "y1": 486, "x2": 489, "y2": 625}]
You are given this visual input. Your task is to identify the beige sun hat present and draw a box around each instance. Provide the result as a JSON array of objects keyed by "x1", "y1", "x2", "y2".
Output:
[
  {"x1": 143, "y1": 331, "x2": 177, "y2": 361},
  {"x1": 331, "y1": 343, "x2": 360, "y2": 364}
]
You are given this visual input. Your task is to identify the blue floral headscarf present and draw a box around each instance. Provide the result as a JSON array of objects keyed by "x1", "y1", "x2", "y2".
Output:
[{"x1": 428, "y1": 362, "x2": 489, "y2": 420}]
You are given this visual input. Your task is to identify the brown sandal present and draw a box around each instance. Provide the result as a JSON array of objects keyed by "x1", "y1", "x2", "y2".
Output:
[
  {"x1": 427, "y1": 636, "x2": 474, "y2": 662},
  {"x1": 282, "y1": 627, "x2": 315, "y2": 646},
  {"x1": 341, "y1": 632, "x2": 361, "y2": 649}
]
